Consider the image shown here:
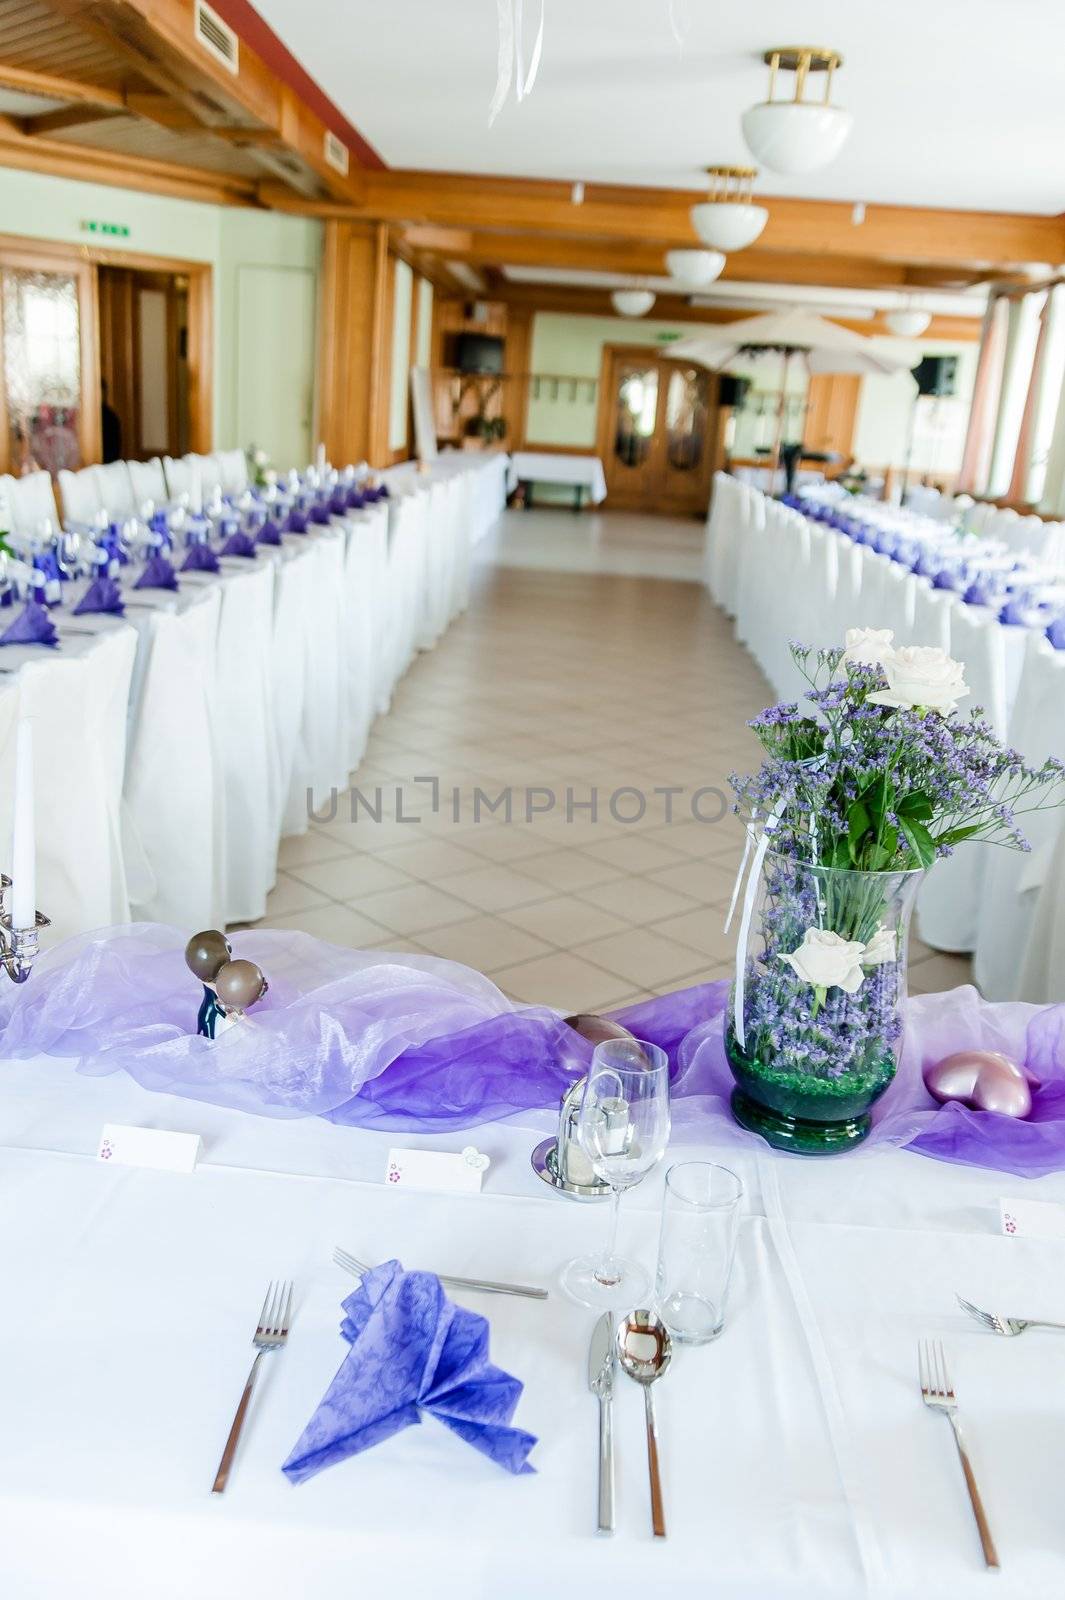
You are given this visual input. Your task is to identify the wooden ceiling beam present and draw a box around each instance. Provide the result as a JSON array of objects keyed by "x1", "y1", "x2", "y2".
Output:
[
  {"x1": 0, "y1": 62, "x2": 127, "y2": 110},
  {"x1": 273, "y1": 171, "x2": 1065, "y2": 272},
  {"x1": 24, "y1": 105, "x2": 128, "y2": 138}
]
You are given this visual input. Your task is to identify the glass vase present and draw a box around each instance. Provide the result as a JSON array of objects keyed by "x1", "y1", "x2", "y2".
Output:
[{"x1": 726, "y1": 849, "x2": 924, "y2": 1154}]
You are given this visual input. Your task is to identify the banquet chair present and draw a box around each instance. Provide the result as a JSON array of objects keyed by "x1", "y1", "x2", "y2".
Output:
[
  {"x1": 57, "y1": 466, "x2": 105, "y2": 527},
  {"x1": 984, "y1": 506, "x2": 1021, "y2": 551},
  {"x1": 163, "y1": 455, "x2": 192, "y2": 499},
  {"x1": 704, "y1": 472, "x2": 732, "y2": 605},
  {"x1": 965, "y1": 500, "x2": 995, "y2": 536},
  {"x1": 187, "y1": 452, "x2": 224, "y2": 496},
  {"x1": 917, "y1": 604, "x2": 1010, "y2": 954},
  {"x1": 1015, "y1": 514, "x2": 1048, "y2": 559},
  {"x1": 214, "y1": 449, "x2": 249, "y2": 495},
  {"x1": 1038, "y1": 521, "x2": 1065, "y2": 575},
  {"x1": 911, "y1": 582, "x2": 955, "y2": 652},
  {"x1": 127, "y1": 457, "x2": 169, "y2": 507},
  {"x1": 93, "y1": 461, "x2": 136, "y2": 519},
  {"x1": 1, "y1": 469, "x2": 60, "y2": 537},
  {"x1": 733, "y1": 486, "x2": 768, "y2": 650},
  {"x1": 975, "y1": 636, "x2": 1065, "y2": 999}
]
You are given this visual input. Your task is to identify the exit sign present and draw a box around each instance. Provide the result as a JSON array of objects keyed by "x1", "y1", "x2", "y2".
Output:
[
  {"x1": 81, "y1": 220, "x2": 130, "y2": 238},
  {"x1": 656, "y1": 331, "x2": 682, "y2": 343}
]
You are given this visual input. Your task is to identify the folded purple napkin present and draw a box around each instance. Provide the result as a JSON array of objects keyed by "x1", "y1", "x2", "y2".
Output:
[
  {"x1": 0, "y1": 599, "x2": 59, "y2": 648},
  {"x1": 257, "y1": 517, "x2": 282, "y2": 546},
  {"x1": 219, "y1": 529, "x2": 258, "y2": 559},
  {"x1": 310, "y1": 501, "x2": 332, "y2": 525},
  {"x1": 285, "y1": 508, "x2": 308, "y2": 534},
  {"x1": 134, "y1": 553, "x2": 179, "y2": 592},
  {"x1": 998, "y1": 598, "x2": 1029, "y2": 626},
  {"x1": 933, "y1": 568, "x2": 961, "y2": 591},
  {"x1": 73, "y1": 575, "x2": 125, "y2": 616},
  {"x1": 964, "y1": 577, "x2": 994, "y2": 606},
  {"x1": 329, "y1": 490, "x2": 349, "y2": 516},
  {"x1": 282, "y1": 1260, "x2": 536, "y2": 1484},
  {"x1": 181, "y1": 542, "x2": 221, "y2": 574},
  {"x1": 1047, "y1": 615, "x2": 1065, "y2": 650},
  {"x1": 345, "y1": 487, "x2": 367, "y2": 510}
]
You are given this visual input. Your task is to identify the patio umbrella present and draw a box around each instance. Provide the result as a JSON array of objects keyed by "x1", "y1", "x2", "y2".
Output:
[{"x1": 671, "y1": 309, "x2": 913, "y2": 489}]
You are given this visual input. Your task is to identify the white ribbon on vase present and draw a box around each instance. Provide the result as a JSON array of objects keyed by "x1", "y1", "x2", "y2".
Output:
[
  {"x1": 488, "y1": 0, "x2": 545, "y2": 125},
  {"x1": 725, "y1": 808, "x2": 782, "y2": 1054}
]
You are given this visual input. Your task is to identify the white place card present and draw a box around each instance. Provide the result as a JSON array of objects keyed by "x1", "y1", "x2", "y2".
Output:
[
  {"x1": 97, "y1": 1123, "x2": 201, "y2": 1173},
  {"x1": 1000, "y1": 1196, "x2": 1065, "y2": 1239},
  {"x1": 385, "y1": 1145, "x2": 489, "y2": 1196}
]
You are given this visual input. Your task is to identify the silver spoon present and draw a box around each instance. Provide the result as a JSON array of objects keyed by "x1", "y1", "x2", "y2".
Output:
[{"x1": 616, "y1": 1308, "x2": 672, "y2": 1538}]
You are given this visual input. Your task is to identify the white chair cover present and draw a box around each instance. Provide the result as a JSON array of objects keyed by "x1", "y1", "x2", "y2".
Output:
[
  {"x1": 214, "y1": 449, "x2": 249, "y2": 495},
  {"x1": 163, "y1": 456, "x2": 193, "y2": 499},
  {"x1": 93, "y1": 461, "x2": 136, "y2": 519},
  {"x1": 127, "y1": 458, "x2": 169, "y2": 507},
  {"x1": 57, "y1": 467, "x2": 104, "y2": 527},
  {"x1": 1, "y1": 470, "x2": 60, "y2": 537},
  {"x1": 187, "y1": 452, "x2": 223, "y2": 495}
]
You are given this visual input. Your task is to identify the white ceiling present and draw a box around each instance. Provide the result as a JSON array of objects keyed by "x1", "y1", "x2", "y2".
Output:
[{"x1": 256, "y1": 0, "x2": 1065, "y2": 214}]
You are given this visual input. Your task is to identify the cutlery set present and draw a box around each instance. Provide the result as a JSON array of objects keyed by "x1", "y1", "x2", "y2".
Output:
[{"x1": 588, "y1": 1308, "x2": 673, "y2": 1538}]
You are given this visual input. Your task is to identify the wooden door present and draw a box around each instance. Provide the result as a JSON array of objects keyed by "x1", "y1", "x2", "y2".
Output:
[
  {"x1": 599, "y1": 346, "x2": 720, "y2": 514},
  {"x1": 804, "y1": 372, "x2": 861, "y2": 461}
]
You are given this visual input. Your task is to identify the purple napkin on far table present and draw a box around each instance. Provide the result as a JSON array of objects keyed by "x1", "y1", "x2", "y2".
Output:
[
  {"x1": 134, "y1": 554, "x2": 179, "y2": 592},
  {"x1": 998, "y1": 597, "x2": 1029, "y2": 626},
  {"x1": 0, "y1": 599, "x2": 58, "y2": 648},
  {"x1": 282, "y1": 1260, "x2": 537, "y2": 1483},
  {"x1": 310, "y1": 501, "x2": 332, "y2": 525},
  {"x1": 1047, "y1": 615, "x2": 1065, "y2": 650},
  {"x1": 285, "y1": 509, "x2": 308, "y2": 534},
  {"x1": 218, "y1": 529, "x2": 258, "y2": 559},
  {"x1": 73, "y1": 575, "x2": 125, "y2": 616},
  {"x1": 182, "y1": 543, "x2": 221, "y2": 574},
  {"x1": 258, "y1": 517, "x2": 282, "y2": 546}
]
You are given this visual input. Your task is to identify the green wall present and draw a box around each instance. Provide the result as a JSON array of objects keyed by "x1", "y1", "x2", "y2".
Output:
[{"x1": 0, "y1": 167, "x2": 322, "y2": 468}]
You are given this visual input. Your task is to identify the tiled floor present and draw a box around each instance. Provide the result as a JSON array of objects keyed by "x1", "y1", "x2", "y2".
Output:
[{"x1": 253, "y1": 509, "x2": 973, "y2": 1005}]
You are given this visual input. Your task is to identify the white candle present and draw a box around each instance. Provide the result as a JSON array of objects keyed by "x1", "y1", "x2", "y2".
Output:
[{"x1": 11, "y1": 717, "x2": 34, "y2": 930}]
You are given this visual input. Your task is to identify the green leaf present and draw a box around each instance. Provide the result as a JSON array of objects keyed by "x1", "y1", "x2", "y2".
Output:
[
  {"x1": 871, "y1": 826, "x2": 900, "y2": 871},
  {"x1": 897, "y1": 791, "x2": 934, "y2": 821},
  {"x1": 899, "y1": 815, "x2": 936, "y2": 869},
  {"x1": 934, "y1": 823, "x2": 984, "y2": 848}
]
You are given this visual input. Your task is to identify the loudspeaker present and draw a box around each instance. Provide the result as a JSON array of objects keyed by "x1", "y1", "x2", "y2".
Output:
[
  {"x1": 718, "y1": 374, "x2": 750, "y2": 408},
  {"x1": 912, "y1": 355, "x2": 958, "y2": 397}
]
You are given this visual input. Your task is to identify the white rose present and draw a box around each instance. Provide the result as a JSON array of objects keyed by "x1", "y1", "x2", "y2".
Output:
[
  {"x1": 253, "y1": 448, "x2": 269, "y2": 467},
  {"x1": 868, "y1": 645, "x2": 970, "y2": 716},
  {"x1": 861, "y1": 925, "x2": 897, "y2": 966},
  {"x1": 780, "y1": 928, "x2": 867, "y2": 994},
  {"x1": 843, "y1": 627, "x2": 895, "y2": 668}
]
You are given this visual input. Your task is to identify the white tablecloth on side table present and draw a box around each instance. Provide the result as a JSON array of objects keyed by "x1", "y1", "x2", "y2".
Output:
[
  {"x1": 2, "y1": 1045, "x2": 1065, "y2": 1598},
  {"x1": 507, "y1": 452, "x2": 608, "y2": 504}
]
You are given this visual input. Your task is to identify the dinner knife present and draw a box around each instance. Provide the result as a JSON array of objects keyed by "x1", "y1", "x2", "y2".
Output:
[{"x1": 588, "y1": 1311, "x2": 615, "y2": 1535}]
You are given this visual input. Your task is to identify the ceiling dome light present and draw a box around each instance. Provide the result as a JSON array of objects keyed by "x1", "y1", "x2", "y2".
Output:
[
  {"x1": 664, "y1": 248, "x2": 726, "y2": 289},
  {"x1": 612, "y1": 288, "x2": 656, "y2": 317},
  {"x1": 885, "y1": 307, "x2": 932, "y2": 338},
  {"x1": 690, "y1": 165, "x2": 769, "y2": 252},
  {"x1": 741, "y1": 47, "x2": 852, "y2": 176}
]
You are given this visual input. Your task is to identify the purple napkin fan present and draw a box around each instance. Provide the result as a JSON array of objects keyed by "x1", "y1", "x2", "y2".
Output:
[
  {"x1": 133, "y1": 553, "x2": 179, "y2": 592},
  {"x1": 999, "y1": 597, "x2": 1030, "y2": 627},
  {"x1": 285, "y1": 508, "x2": 308, "y2": 534},
  {"x1": 0, "y1": 599, "x2": 59, "y2": 647},
  {"x1": 964, "y1": 577, "x2": 995, "y2": 606},
  {"x1": 282, "y1": 1261, "x2": 536, "y2": 1482},
  {"x1": 73, "y1": 575, "x2": 124, "y2": 616},
  {"x1": 257, "y1": 517, "x2": 282, "y2": 546},
  {"x1": 1047, "y1": 615, "x2": 1065, "y2": 650},
  {"x1": 181, "y1": 543, "x2": 221, "y2": 574},
  {"x1": 329, "y1": 490, "x2": 349, "y2": 517},
  {"x1": 218, "y1": 529, "x2": 258, "y2": 559},
  {"x1": 310, "y1": 498, "x2": 332, "y2": 525},
  {"x1": 933, "y1": 568, "x2": 962, "y2": 591}
]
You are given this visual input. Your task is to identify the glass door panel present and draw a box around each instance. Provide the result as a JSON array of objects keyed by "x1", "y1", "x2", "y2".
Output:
[
  {"x1": 664, "y1": 366, "x2": 710, "y2": 472},
  {"x1": 2, "y1": 268, "x2": 83, "y2": 474}
]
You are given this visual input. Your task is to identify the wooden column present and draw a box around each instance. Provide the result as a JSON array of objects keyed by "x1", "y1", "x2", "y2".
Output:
[
  {"x1": 317, "y1": 220, "x2": 392, "y2": 467},
  {"x1": 503, "y1": 305, "x2": 532, "y2": 451}
]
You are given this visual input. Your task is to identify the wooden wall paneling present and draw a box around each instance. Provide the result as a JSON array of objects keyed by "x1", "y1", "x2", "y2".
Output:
[
  {"x1": 316, "y1": 220, "x2": 392, "y2": 467},
  {"x1": 502, "y1": 303, "x2": 531, "y2": 451},
  {"x1": 804, "y1": 373, "x2": 862, "y2": 460}
]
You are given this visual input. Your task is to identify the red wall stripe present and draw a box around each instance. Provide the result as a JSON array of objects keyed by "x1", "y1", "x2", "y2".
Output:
[{"x1": 208, "y1": 0, "x2": 387, "y2": 170}]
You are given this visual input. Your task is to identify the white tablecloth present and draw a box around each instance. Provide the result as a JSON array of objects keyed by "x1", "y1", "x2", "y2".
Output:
[
  {"x1": 704, "y1": 473, "x2": 1065, "y2": 1002},
  {"x1": 2, "y1": 1044, "x2": 1064, "y2": 1598},
  {"x1": 0, "y1": 453, "x2": 507, "y2": 945},
  {"x1": 507, "y1": 452, "x2": 608, "y2": 504}
]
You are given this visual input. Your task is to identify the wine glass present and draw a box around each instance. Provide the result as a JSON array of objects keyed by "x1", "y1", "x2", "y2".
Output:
[{"x1": 560, "y1": 1037, "x2": 671, "y2": 1309}]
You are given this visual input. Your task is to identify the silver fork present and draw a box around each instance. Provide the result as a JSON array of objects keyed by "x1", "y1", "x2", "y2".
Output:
[
  {"x1": 957, "y1": 1293, "x2": 1065, "y2": 1338},
  {"x1": 333, "y1": 1245, "x2": 547, "y2": 1300},
  {"x1": 211, "y1": 1281, "x2": 293, "y2": 1493},
  {"x1": 918, "y1": 1338, "x2": 999, "y2": 1569}
]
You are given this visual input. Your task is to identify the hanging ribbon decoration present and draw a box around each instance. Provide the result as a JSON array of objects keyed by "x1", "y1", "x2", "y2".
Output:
[
  {"x1": 489, "y1": 0, "x2": 545, "y2": 125},
  {"x1": 667, "y1": 0, "x2": 687, "y2": 51}
]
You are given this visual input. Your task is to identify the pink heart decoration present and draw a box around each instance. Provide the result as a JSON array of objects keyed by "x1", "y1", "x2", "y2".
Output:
[{"x1": 924, "y1": 1050, "x2": 1035, "y2": 1119}]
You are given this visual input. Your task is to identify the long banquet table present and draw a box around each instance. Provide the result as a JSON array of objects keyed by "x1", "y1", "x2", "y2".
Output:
[
  {"x1": 703, "y1": 472, "x2": 1065, "y2": 1006},
  {"x1": 0, "y1": 451, "x2": 508, "y2": 945},
  {"x1": 2, "y1": 1035, "x2": 1065, "y2": 1598}
]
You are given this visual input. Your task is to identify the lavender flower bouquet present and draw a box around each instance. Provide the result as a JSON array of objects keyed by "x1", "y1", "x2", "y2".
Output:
[{"x1": 726, "y1": 629, "x2": 1065, "y2": 1154}]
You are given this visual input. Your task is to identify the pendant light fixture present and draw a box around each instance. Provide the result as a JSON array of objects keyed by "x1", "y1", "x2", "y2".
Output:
[
  {"x1": 690, "y1": 166, "x2": 768, "y2": 253},
  {"x1": 612, "y1": 286, "x2": 656, "y2": 317},
  {"x1": 741, "y1": 47, "x2": 852, "y2": 176},
  {"x1": 885, "y1": 301, "x2": 932, "y2": 338},
  {"x1": 664, "y1": 248, "x2": 726, "y2": 289}
]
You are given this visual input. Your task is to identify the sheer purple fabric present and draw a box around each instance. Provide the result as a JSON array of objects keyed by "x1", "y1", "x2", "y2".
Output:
[{"x1": 2, "y1": 925, "x2": 1063, "y2": 1173}]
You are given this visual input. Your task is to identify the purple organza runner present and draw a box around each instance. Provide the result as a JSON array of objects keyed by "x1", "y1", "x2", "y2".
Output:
[{"x1": 1, "y1": 923, "x2": 1063, "y2": 1175}]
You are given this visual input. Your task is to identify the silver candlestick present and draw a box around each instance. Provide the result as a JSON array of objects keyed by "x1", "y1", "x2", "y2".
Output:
[{"x1": 0, "y1": 873, "x2": 49, "y2": 983}]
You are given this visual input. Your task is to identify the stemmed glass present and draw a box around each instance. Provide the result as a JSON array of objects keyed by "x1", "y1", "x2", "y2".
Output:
[{"x1": 560, "y1": 1037, "x2": 671, "y2": 1309}]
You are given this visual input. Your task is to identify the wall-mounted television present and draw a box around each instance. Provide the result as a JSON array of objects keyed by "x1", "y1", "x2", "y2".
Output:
[{"x1": 455, "y1": 333, "x2": 504, "y2": 374}]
